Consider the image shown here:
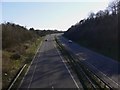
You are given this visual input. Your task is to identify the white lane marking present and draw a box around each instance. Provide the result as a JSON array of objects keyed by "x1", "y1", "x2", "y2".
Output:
[
  {"x1": 19, "y1": 40, "x2": 43, "y2": 89},
  {"x1": 60, "y1": 36, "x2": 120, "y2": 88},
  {"x1": 54, "y1": 43, "x2": 80, "y2": 89},
  {"x1": 8, "y1": 64, "x2": 27, "y2": 90},
  {"x1": 84, "y1": 61, "x2": 120, "y2": 87},
  {"x1": 27, "y1": 41, "x2": 43, "y2": 88},
  {"x1": 28, "y1": 61, "x2": 37, "y2": 88}
]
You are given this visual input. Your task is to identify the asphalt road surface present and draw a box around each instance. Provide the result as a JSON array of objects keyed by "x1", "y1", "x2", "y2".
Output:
[
  {"x1": 58, "y1": 34, "x2": 120, "y2": 88},
  {"x1": 19, "y1": 34, "x2": 82, "y2": 89}
]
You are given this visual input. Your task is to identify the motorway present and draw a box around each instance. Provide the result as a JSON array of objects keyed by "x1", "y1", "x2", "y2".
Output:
[
  {"x1": 19, "y1": 34, "x2": 82, "y2": 89},
  {"x1": 58, "y1": 34, "x2": 120, "y2": 88}
]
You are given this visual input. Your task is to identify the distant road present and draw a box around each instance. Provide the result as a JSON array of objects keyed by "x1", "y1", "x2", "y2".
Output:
[
  {"x1": 19, "y1": 34, "x2": 82, "y2": 89},
  {"x1": 58, "y1": 35, "x2": 120, "y2": 88}
]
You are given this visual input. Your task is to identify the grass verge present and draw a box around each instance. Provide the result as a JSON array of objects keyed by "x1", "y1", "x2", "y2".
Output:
[{"x1": 2, "y1": 37, "x2": 43, "y2": 90}]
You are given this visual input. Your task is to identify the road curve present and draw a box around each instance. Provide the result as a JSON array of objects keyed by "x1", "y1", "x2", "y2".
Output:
[{"x1": 19, "y1": 34, "x2": 82, "y2": 89}]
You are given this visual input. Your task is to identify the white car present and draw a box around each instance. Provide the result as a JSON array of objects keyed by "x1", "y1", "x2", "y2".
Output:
[{"x1": 68, "y1": 40, "x2": 72, "y2": 43}]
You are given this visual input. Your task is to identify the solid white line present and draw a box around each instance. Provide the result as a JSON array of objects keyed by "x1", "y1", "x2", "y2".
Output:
[
  {"x1": 28, "y1": 61, "x2": 37, "y2": 88},
  {"x1": 28, "y1": 41, "x2": 43, "y2": 88},
  {"x1": 19, "y1": 40, "x2": 43, "y2": 89},
  {"x1": 8, "y1": 64, "x2": 27, "y2": 90},
  {"x1": 54, "y1": 43, "x2": 79, "y2": 89}
]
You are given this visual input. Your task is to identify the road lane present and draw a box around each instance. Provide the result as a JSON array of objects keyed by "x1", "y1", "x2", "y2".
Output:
[
  {"x1": 19, "y1": 34, "x2": 81, "y2": 89},
  {"x1": 58, "y1": 35, "x2": 120, "y2": 88}
]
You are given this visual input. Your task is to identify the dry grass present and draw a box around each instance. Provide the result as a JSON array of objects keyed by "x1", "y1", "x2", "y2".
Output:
[{"x1": 2, "y1": 37, "x2": 42, "y2": 90}]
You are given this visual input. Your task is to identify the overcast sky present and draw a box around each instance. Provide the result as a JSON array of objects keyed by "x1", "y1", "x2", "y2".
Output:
[{"x1": 1, "y1": 0, "x2": 113, "y2": 31}]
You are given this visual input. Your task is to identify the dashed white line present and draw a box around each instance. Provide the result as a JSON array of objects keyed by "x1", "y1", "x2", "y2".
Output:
[{"x1": 54, "y1": 42, "x2": 80, "y2": 89}]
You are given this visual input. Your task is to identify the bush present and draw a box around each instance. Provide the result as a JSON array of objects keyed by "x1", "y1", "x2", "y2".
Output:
[
  {"x1": 1, "y1": 22, "x2": 38, "y2": 49},
  {"x1": 10, "y1": 53, "x2": 21, "y2": 60}
]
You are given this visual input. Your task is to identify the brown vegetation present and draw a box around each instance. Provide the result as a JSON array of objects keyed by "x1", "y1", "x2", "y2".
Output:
[
  {"x1": 1, "y1": 22, "x2": 40, "y2": 89},
  {"x1": 1, "y1": 21, "x2": 63, "y2": 89},
  {"x1": 2, "y1": 22, "x2": 38, "y2": 49}
]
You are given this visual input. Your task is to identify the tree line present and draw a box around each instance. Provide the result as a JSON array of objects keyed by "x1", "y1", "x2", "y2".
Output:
[
  {"x1": 63, "y1": 1, "x2": 119, "y2": 61},
  {"x1": 1, "y1": 22, "x2": 63, "y2": 49},
  {"x1": 29, "y1": 28, "x2": 64, "y2": 36}
]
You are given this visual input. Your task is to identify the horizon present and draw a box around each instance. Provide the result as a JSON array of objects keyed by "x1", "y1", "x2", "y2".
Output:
[{"x1": 1, "y1": 0, "x2": 113, "y2": 31}]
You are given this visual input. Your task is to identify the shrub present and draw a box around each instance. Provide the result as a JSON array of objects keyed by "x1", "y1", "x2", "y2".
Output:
[{"x1": 10, "y1": 53, "x2": 21, "y2": 60}]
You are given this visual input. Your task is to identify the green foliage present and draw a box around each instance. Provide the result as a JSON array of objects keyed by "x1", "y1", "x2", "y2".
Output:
[
  {"x1": 2, "y1": 37, "x2": 42, "y2": 89},
  {"x1": 1, "y1": 22, "x2": 43, "y2": 89},
  {"x1": 35, "y1": 29, "x2": 64, "y2": 36},
  {"x1": 2, "y1": 22, "x2": 38, "y2": 49},
  {"x1": 1, "y1": 22, "x2": 63, "y2": 49},
  {"x1": 10, "y1": 53, "x2": 21, "y2": 60},
  {"x1": 64, "y1": 1, "x2": 119, "y2": 61}
]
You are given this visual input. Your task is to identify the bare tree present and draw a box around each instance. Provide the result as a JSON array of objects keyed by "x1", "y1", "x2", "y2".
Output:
[
  {"x1": 107, "y1": 0, "x2": 118, "y2": 14},
  {"x1": 88, "y1": 12, "x2": 95, "y2": 19}
]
